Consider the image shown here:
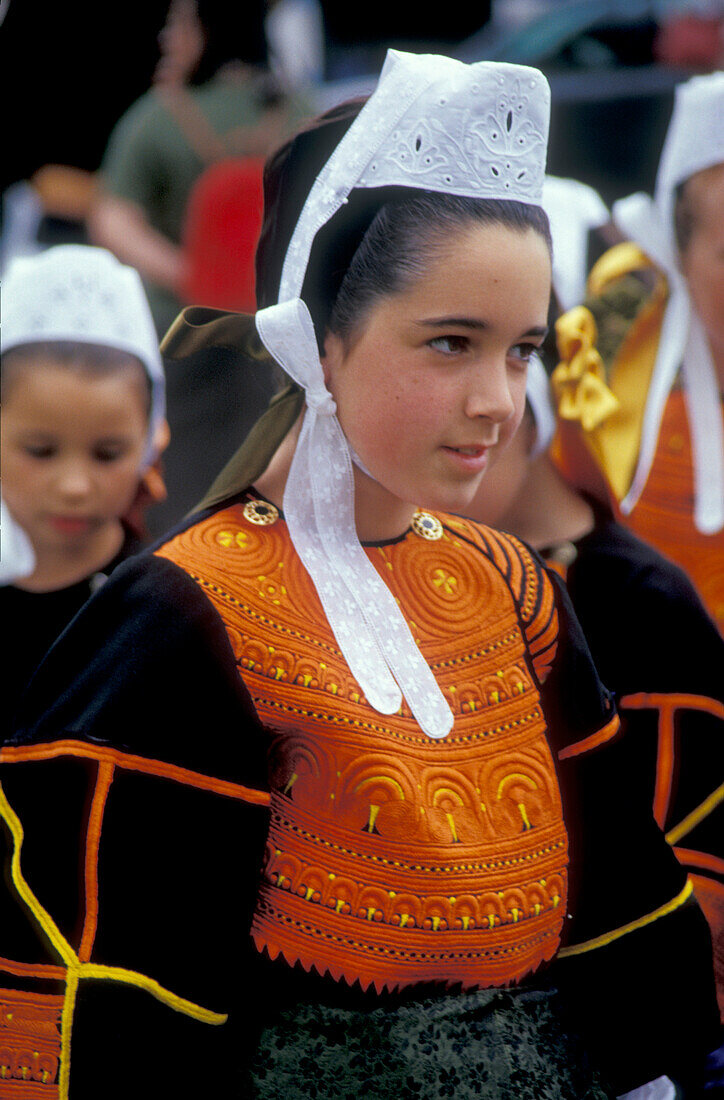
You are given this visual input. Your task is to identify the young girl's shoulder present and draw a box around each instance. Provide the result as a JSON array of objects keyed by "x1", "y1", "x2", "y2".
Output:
[
  {"x1": 438, "y1": 512, "x2": 554, "y2": 608},
  {"x1": 424, "y1": 511, "x2": 560, "y2": 687}
]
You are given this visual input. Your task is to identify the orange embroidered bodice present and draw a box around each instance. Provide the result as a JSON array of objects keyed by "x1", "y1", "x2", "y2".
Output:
[
  {"x1": 156, "y1": 501, "x2": 568, "y2": 992},
  {"x1": 624, "y1": 391, "x2": 724, "y2": 636}
]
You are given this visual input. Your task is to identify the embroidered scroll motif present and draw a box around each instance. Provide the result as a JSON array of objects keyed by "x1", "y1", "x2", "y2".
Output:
[
  {"x1": 158, "y1": 504, "x2": 568, "y2": 991},
  {"x1": 0, "y1": 988, "x2": 62, "y2": 1096}
]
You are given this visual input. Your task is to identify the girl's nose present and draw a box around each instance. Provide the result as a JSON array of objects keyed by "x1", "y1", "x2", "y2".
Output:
[{"x1": 465, "y1": 357, "x2": 517, "y2": 425}]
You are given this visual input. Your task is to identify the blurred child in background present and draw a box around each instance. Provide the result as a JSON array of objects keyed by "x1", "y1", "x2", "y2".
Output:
[
  {"x1": 554, "y1": 71, "x2": 724, "y2": 636},
  {"x1": 471, "y1": 350, "x2": 724, "y2": 1076},
  {"x1": 1, "y1": 244, "x2": 168, "y2": 741}
]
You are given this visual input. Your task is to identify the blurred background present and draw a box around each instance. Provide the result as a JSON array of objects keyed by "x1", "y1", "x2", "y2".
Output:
[
  {"x1": 1, "y1": 0, "x2": 721, "y2": 533},
  {"x1": 2, "y1": 0, "x2": 721, "y2": 258}
]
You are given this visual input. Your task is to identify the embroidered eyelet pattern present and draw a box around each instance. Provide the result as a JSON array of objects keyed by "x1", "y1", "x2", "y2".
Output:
[
  {"x1": 276, "y1": 55, "x2": 549, "y2": 303},
  {"x1": 157, "y1": 502, "x2": 567, "y2": 993},
  {"x1": 412, "y1": 511, "x2": 443, "y2": 541},
  {"x1": 243, "y1": 499, "x2": 280, "y2": 527}
]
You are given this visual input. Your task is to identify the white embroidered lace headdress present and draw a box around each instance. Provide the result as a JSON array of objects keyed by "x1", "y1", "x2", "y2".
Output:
[
  {"x1": 254, "y1": 49, "x2": 551, "y2": 739},
  {"x1": 2, "y1": 245, "x2": 166, "y2": 469},
  {"x1": 611, "y1": 72, "x2": 724, "y2": 534}
]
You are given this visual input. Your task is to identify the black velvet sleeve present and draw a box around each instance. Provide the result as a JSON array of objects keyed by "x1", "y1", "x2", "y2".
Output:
[
  {"x1": 0, "y1": 552, "x2": 271, "y2": 1097},
  {"x1": 541, "y1": 567, "x2": 721, "y2": 1094}
]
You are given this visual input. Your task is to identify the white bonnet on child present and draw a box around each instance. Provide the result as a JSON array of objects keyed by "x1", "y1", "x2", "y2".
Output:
[
  {"x1": 2, "y1": 245, "x2": 166, "y2": 469},
  {"x1": 654, "y1": 71, "x2": 724, "y2": 256},
  {"x1": 612, "y1": 72, "x2": 724, "y2": 535},
  {"x1": 254, "y1": 49, "x2": 552, "y2": 739}
]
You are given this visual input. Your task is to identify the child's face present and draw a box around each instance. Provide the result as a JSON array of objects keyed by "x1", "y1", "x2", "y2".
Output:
[
  {"x1": 321, "y1": 221, "x2": 551, "y2": 533},
  {"x1": 680, "y1": 163, "x2": 724, "y2": 369},
  {"x1": 2, "y1": 357, "x2": 149, "y2": 556}
]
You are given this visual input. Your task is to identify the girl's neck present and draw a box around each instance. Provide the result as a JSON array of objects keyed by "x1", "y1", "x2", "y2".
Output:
[
  {"x1": 17, "y1": 521, "x2": 125, "y2": 593},
  {"x1": 497, "y1": 454, "x2": 596, "y2": 551},
  {"x1": 253, "y1": 410, "x2": 417, "y2": 543}
]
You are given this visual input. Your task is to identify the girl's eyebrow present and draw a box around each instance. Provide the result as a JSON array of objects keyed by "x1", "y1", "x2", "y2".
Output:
[
  {"x1": 417, "y1": 316, "x2": 549, "y2": 338},
  {"x1": 417, "y1": 315, "x2": 488, "y2": 330}
]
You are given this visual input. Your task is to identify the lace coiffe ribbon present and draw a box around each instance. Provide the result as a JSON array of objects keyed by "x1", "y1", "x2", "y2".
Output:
[
  {"x1": 257, "y1": 299, "x2": 454, "y2": 735},
  {"x1": 611, "y1": 72, "x2": 724, "y2": 535},
  {"x1": 255, "y1": 50, "x2": 551, "y2": 739}
]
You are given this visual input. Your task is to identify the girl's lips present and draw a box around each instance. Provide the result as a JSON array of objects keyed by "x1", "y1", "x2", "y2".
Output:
[
  {"x1": 49, "y1": 515, "x2": 94, "y2": 535},
  {"x1": 441, "y1": 444, "x2": 491, "y2": 472}
]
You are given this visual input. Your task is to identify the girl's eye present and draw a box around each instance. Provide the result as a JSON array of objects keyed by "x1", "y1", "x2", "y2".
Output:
[
  {"x1": 428, "y1": 334, "x2": 469, "y2": 355},
  {"x1": 509, "y1": 343, "x2": 539, "y2": 364}
]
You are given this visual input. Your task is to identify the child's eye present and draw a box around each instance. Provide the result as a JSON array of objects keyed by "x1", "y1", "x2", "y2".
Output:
[
  {"x1": 428, "y1": 334, "x2": 469, "y2": 355},
  {"x1": 24, "y1": 444, "x2": 56, "y2": 460},
  {"x1": 94, "y1": 446, "x2": 127, "y2": 463}
]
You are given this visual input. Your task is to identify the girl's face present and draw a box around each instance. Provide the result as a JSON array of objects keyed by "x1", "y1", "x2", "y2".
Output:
[
  {"x1": 680, "y1": 163, "x2": 724, "y2": 380},
  {"x1": 1, "y1": 357, "x2": 149, "y2": 560},
  {"x1": 321, "y1": 221, "x2": 551, "y2": 540}
]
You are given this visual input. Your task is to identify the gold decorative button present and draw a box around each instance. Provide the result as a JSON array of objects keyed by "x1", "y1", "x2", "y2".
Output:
[
  {"x1": 411, "y1": 510, "x2": 443, "y2": 540},
  {"x1": 243, "y1": 499, "x2": 280, "y2": 526}
]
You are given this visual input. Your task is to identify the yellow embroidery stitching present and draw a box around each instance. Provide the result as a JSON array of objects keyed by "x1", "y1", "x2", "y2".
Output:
[
  {"x1": 557, "y1": 879, "x2": 693, "y2": 958},
  {"x1": 665, "y1": 782, "x2": 724, "y2": 846},
  {"x1": 0, "y1": 781, "x2": 228, "y2": 1100}
]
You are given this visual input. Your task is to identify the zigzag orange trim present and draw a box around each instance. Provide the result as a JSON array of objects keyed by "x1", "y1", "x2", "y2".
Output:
[
  {"x1": 557, "y1": 713, "x2": 620, "y2": 761},
  {"x1": 0, "y1": 741, "x2": 271, "y2": 807}
]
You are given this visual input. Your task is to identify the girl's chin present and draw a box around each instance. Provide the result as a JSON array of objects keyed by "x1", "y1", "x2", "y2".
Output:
[{"x1": 411, "y1": 489, "x2": 481, "y2": 520}]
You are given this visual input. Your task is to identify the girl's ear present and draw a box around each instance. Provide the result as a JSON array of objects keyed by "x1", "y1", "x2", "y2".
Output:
[{"x1": 320, "y1": 330, "x2": 345, "y2": 387}]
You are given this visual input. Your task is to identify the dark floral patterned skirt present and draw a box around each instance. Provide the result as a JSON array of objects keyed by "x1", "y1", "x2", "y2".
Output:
[{"x1": 249, "y1": 982, "x2": 614, "y2": 1099}]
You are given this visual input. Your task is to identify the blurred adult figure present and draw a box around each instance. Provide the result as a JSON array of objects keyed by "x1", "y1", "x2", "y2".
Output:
[
  {"x1": 88, "y1": 0, "x2": 307, "y2": 535},
  {"x1": 89, "y1": 0, "x2": 297, "y2": 338}
]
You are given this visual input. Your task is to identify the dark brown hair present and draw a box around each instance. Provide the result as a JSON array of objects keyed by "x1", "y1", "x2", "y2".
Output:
[{"x1": 2, "y1": 341, "x2": 151, "y2": 416}]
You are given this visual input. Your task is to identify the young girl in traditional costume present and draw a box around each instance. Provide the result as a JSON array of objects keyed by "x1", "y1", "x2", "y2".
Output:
[
  {"x1": 0, "y1": 52, "x2": 718, "y2": 1099},
  {"x1": 0, "y1": 244, "x2": 168, "y2": 742},
  {"x1": 552, "y1": 71, "x2": 724, "y2": 637}
]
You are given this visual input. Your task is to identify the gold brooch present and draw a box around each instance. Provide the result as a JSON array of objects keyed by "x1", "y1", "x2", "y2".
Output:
[
  {"x1": 411, "y1": 510, "x2": 443, "y2": 540},
  {"x1": 243, "y1": 499, "x2": 280, "y2": 526}
]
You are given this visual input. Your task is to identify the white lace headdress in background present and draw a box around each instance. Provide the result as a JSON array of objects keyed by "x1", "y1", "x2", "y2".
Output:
[
  {"x1": 0, "y1": 497, "x2": 36, "y2": 586},
  {"x1": 527, "y1": 353, "x2": 556, "y2": 458},
  {"x1": 255, "y1": 49, "x2": 551, "y2": 739},
  {"x1": 2, "y1": 245, "x2": 166, "y2": 469},
  {"x1": 612, "y1": 72, "x2": 724, "y2": 534}
]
